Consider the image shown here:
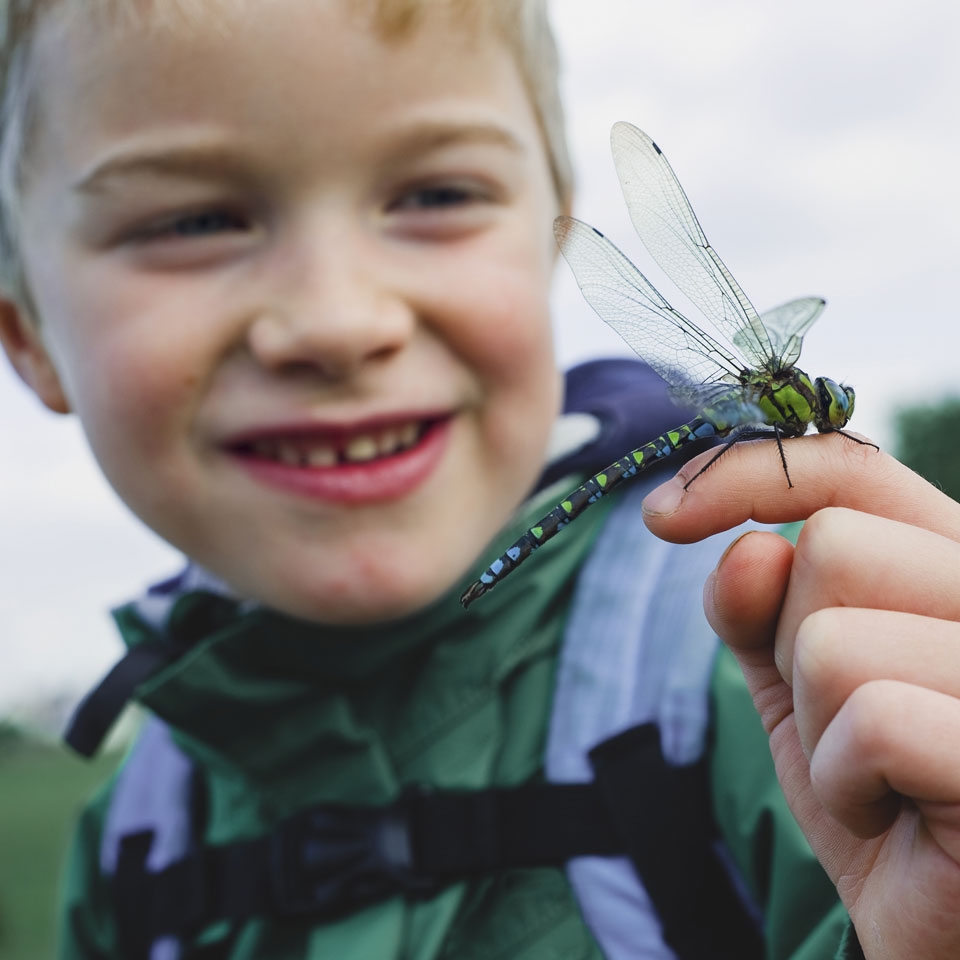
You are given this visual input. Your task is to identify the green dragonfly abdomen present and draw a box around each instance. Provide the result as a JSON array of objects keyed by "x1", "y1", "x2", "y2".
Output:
[{"x1": 460, "y1": 415, "x2": 718, "y2": 608}]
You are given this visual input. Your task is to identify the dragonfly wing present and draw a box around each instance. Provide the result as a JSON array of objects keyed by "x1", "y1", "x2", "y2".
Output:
[
  {"x1": 555, "y1": 216, "x2": 742, "y2": 387},
  {"x1": 668, "y1": 383, "x2": 766, "y2": 429},
  {"x1": 610, "y1": 122, "x2": 776, "y2": 371},
  {"x1": 757, "y1": 296, "x2": 826, "y2": 370}
]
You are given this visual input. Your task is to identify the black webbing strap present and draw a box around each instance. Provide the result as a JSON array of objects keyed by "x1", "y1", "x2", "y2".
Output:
[
  {"x1": 114, "y1": 723, "x2": 764, "y2": 959},
  {"x1": 63, "y1": 642, "x2": 178, "y2": 758},
  {"x1": 589, "y1": 723, "x2": 765, "y2": 960},
  {"x1": 64, "y1": 593, "x2": 241, "y2": 758},
  {"x1": 414, "y1": 781, "x2": 622, "y2": 871},
  {"x1": 114, "y1": 780, "x2": 620, "y2": 955}
]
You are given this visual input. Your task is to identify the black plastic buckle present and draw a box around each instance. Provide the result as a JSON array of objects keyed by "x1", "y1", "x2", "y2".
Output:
[{"x1": 268, "y1": 788, "x2": 441, "y2": 918}]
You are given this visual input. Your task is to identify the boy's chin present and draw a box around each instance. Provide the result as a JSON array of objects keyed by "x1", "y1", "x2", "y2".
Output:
[{"x1": 246, "y1": 573, "x2": 458, "y2": 627}]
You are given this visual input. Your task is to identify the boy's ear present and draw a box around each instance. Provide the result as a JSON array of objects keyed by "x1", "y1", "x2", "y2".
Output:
[{"x1": 0, "y1": 297, "x2": 71, "y2": 414}]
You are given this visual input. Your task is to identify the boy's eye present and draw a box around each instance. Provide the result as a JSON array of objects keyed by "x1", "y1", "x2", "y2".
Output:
[
  {"x1": 161, "y1": 210, "x2": 247, "y2": 237},
  {"x1": 114, "y1": 206, "x2": 255, "y2": 267},
  {"x1": 141, "y1": 208, "x2": 249, "y2": 241},
  {"x1": 170, "y1": 210, "x2": 247, "y2": 236},
  {"x1": 392, "y1": 186, "x2": 476, "y2": 210},
  {"x1": 384, "y1": 180, "x2": 499, "y2": 239}
]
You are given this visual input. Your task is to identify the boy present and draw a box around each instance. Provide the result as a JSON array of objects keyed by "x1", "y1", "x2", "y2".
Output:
[{"x1": 1, "y1": 0, "x2": 959, "y2": 957}]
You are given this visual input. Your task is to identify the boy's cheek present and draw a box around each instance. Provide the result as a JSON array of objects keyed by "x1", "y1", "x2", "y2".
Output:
[
  {"x1": 456, "y1": 266, "x2": 556, "y2": 373},
  {"x1": 62, "y1": 354, "x2": 197, "y2": 510}
]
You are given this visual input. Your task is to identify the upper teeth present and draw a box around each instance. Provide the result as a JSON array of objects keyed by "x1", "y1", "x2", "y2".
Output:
[
  {"x1": 344, "y1": 435, "x2": 378, "y2": 462},
  {"x1": 307, "y1": 446, "x2": 337, "y2": 467},
  {"x1": 252, "y1": 422, "x2": 424, "y2": 466}
]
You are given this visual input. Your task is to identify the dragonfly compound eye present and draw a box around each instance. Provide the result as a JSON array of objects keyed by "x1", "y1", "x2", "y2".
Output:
[{"x1": 815, "y1": 377, "x2": 854, "y2": 429}]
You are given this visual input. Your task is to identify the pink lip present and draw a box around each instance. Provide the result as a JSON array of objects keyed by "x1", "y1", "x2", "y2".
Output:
[{"x1": 228, "y1": 416, "x2": 451, "y2": 505}]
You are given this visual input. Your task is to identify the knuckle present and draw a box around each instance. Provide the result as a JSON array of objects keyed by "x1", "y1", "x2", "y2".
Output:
[
  {"x1": 840, "y1": 680, "x2": 898, "y2": 753},
  {"x1": 794, "y1": 506, "x2": 860, "y2": 580},
  {"x1": 793, "y1": 608, "x2": 846, "y2": 687}
]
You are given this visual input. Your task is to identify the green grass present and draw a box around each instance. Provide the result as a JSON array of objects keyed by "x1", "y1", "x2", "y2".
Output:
[{"x1": 0, "y1": 729, "x2": 122, "y2": 960}]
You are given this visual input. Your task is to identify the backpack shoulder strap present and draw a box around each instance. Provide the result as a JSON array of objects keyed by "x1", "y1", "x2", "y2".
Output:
[
  {"x1": 101, "y1": 717, "x2": 197, "y2": 875},
  {"x1": 546, "y1": 477, "x2": 722, "y2": 775},
  {"x1": 101, "y1": 716, "x2": 200, "y2": 959},
  {"x1": 547, "y1": 478, "x2": 764, "y2": 960}
]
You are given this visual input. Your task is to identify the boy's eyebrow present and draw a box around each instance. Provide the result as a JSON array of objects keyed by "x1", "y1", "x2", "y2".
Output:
[
  {"x1": 387, "y1": 120, "x2": 527, "y2": 157},
  {"x1": 72, "y1": 144, "x2": 256, "y2": 195},
  {"x1": 72, "y1": 122, "x2": 526, "y2": 195}
]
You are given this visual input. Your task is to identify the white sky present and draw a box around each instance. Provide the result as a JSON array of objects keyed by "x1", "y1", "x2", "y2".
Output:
[{"x1": 2, "y1": 0, "x2": 959, "y2": 718}]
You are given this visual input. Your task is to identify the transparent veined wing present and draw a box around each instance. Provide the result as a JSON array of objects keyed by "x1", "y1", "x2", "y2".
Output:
[
  {"x1": 609, "y1": 122, "x2": 776, "y2": 371},
  {"x1": 667, "y1": 381, "x2": 767, "y2": 428},
  {"x1": 554, "y1": 215, "x2": 745, "y2": 389},
  {"x1": 756, "y1": 297, "x2": 826, "y2": 371}
]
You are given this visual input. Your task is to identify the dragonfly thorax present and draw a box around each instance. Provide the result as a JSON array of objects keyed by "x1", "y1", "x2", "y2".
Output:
[{"x1": 814, "y1": 377, "x2": 855, "y2": 432}]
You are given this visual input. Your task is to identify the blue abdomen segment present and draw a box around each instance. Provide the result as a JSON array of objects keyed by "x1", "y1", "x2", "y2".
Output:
[{"x1": 460, "y1": 416, "x2": 716, "y2": 607}]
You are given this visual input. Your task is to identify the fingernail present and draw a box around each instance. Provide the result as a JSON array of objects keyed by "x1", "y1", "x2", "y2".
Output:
[
  {"x1": 716, "y1": 530, "x2": 754, "y2": 568},
  {"x1": 702, "y1": 569, "x2": 717, "y2": 619},
  {"x1": 642, "y1": 476, "x2": 684, "y2": 517}
]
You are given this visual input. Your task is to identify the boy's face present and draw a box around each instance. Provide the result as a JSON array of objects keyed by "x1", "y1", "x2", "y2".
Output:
[{"x1": 6, "y1": 0, "x2": 562, "y2": 623}]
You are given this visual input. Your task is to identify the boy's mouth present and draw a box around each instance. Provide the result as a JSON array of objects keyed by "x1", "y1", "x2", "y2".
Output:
[
  {"x1": 227, "y1": 416, "x2": 442, "y2": 468},
  {"x1": 227, "y1": 415, "x2": 452, "y2": 505}
]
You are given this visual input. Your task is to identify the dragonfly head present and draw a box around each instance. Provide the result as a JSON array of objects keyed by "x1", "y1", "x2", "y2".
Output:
[{"x1": 814, "y1": 377, "x2": 855, "y2": 432}]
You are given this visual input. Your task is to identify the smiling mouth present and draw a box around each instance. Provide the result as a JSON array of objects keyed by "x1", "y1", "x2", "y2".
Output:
[{"x1": 231, "y1": 418, "x2": 438, "y2": 468}]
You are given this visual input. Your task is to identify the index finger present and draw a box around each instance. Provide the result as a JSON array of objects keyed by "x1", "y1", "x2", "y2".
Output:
[{"x1": 641, "y1": 431, "x2": 960, "y2": 544}]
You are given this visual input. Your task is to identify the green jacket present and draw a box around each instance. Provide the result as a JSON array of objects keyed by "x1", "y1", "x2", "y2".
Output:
[{"x1": 58, "y1": 481, "x2": 858, "y2": 959}]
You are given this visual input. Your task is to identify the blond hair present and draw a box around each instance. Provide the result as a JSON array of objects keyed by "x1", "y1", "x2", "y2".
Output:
[{"x1": 0, "y1": 0, "x2": 571, "y2": 310}]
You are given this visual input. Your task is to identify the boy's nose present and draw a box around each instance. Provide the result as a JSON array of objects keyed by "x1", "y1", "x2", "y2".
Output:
[{"x1": 246, "y1": 247, "x2": 416, "y2": 380}]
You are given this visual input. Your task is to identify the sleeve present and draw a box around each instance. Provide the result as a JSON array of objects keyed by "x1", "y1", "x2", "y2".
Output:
[
  {"x1": 709, "y1": 644, "x2": 859, "y2": 960},
  {"x1": 57, "y1": 780, "x2": 120, "y2": 960}
]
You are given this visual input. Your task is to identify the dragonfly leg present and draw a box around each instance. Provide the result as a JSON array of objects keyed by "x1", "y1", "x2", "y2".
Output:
[
  {"x1": 833, "y1": 429, "x2": 880, "y2": 452},
  {"x1": 772, "y1": 421, "x2": 793, "y2": 488},
  {"x1": 682, "y1": 424, "x2": 784, "y2": 490}
]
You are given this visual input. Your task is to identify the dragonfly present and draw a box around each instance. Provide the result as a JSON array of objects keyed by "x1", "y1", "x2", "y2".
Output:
[{"x1": 461, "y1": 121, "x2": 873, "y2": 609}]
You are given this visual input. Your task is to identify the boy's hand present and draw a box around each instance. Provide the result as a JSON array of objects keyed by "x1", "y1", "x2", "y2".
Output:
[{"x1": 643, "y1": 433, "x2": 960, "y2": 960}]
